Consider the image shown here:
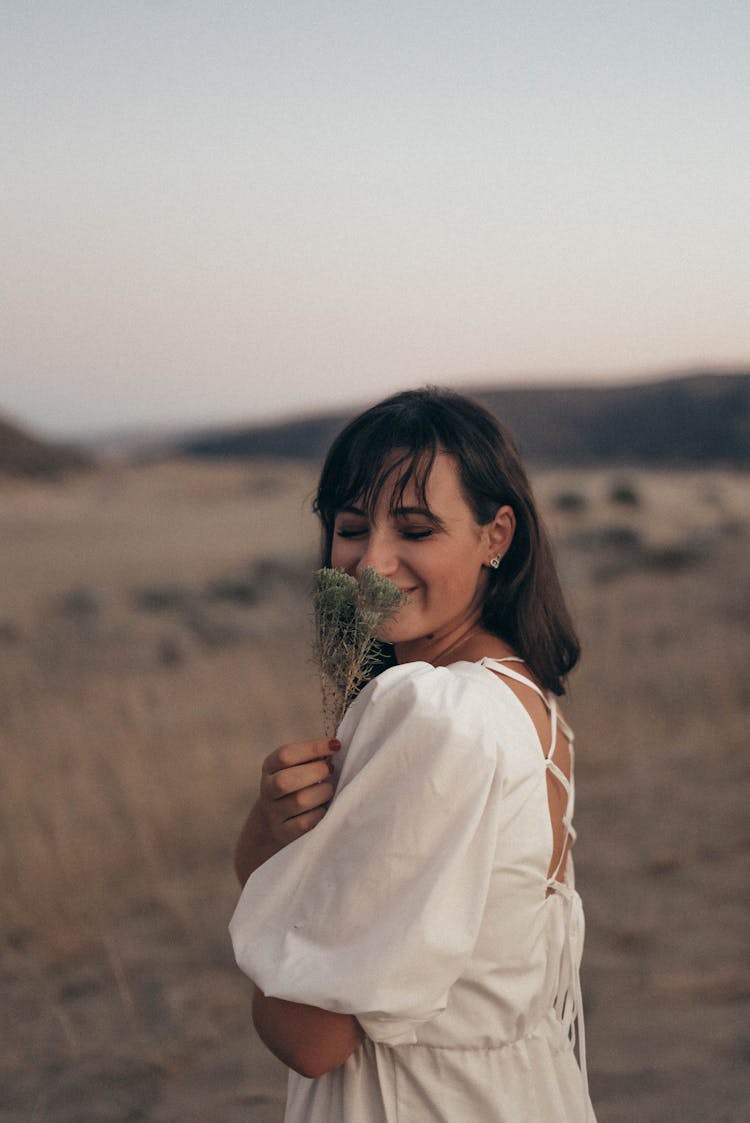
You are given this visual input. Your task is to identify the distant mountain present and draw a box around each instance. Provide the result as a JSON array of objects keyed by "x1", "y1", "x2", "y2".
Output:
[
  {"x1": 180, "y1": 414, "x2": 348, "y2": 463},
  {"x1": 178, "y1": 370, "x2": 750, "y2": 467},
  {"x1": 0, "y1": 414, "x2": 93, "y2": 478},
  {"x1": 473, "y1": 371, "x2": 750, "y2": 464}
]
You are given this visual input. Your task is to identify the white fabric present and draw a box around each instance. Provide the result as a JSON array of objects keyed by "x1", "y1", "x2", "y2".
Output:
[{"x1": 230, "y1": 660, "x2": 597, "y2": 1122}]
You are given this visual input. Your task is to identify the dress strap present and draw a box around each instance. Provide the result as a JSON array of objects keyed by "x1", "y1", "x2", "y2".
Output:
[
  {"x1": 482, "y1": 658, "x2": 576, "y2": 743},
  {"x1": 481, "y1": 657, "x2": 567, "y2": 759},
  {"x1": 550, "y1": 884, "x2": 591, "y2": 1117},
  {"x1": 479, "y1": 657, "x2": 550, "y2": 707}
]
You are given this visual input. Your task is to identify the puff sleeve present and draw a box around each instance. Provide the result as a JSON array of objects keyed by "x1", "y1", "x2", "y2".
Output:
[{"x1": 229, "y1": 662, "x2": 507, "y2": 1046}]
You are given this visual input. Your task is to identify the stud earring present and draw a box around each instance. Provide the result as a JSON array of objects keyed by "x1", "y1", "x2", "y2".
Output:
[{"x1": 489, "y1": 554, "x2": 503, "y2": 569}]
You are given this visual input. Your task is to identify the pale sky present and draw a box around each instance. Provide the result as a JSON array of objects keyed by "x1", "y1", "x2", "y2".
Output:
[{"x1": 2, "y1": 1, "x2": 749, "y2": 437}]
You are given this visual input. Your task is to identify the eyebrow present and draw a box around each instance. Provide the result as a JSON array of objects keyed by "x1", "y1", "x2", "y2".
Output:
[
  {"x1": 392, "y1": 506, "x2": 444, "y2": 526},
  {"x1": 335, "y1": 504, "x2": 445, "y2": 528}
]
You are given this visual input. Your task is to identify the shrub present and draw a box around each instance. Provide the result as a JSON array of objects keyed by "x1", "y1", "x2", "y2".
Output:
[
  {"x1": 552, "y1": 490, "x2": 587, "y2": 513},
  {"x1": 133, "y1": 584, "x2": 192, "y2": 613},
  {"x1": 0, "y1": 617, "x2": 20, "y2": 644},
  {"x1": 609, "y1": 480, "x2": 640, "y2": 506},
  {"x1": 204, "y1": 576, "x2": 259, "y2": 605},
  {"x1": 59, "y1": 586, "x2": 102, "y2": 617}
]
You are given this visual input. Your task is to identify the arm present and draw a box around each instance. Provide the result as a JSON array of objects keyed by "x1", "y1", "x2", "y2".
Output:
[
  {"x1": 234, "y1": 737, "x2": 340, "y2": 885},
  {"x1": 234, "y1": 736, "x2": 359, "y2": 1076},
  {"x1": 230, "y1": 666, "x2": 503, "y2": 1052},
  {"x1": 252, "y1": 988, "x2": 363, "y2": 1078}
]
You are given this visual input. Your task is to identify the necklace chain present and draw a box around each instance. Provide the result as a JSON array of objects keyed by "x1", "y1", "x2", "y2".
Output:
[{"x1": 434, "y1": 626, "x2": 483, "y2": 665}]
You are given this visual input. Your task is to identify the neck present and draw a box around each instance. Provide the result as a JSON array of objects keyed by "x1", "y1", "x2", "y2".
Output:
[{"x1": 395, "y1": 618, "x2": 486, "y2": 668}]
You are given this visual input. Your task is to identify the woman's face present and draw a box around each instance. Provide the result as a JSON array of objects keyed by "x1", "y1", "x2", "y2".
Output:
[{"x1": 330, "y1": 451, "x2": 514, "y2": 662}]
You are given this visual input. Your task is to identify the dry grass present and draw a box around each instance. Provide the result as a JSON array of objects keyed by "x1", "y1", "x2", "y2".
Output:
[{"x1": 1, "y1": 460, "x2": 749, "y2": 1122}]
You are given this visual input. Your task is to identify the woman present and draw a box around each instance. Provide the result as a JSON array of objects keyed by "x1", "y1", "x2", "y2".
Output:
[{"x1": 230, "y1": 388, "x2": 597, "y2": 1122}]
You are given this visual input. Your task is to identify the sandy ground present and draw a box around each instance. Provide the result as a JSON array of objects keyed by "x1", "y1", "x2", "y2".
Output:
[{"x1": 1, "y1": 459, "x2": 749, "y2": 1122}]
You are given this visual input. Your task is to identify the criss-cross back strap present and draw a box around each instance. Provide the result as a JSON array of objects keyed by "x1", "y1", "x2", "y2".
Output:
[
  {"x1": 481, "y1": 657, "x2": 590, "y2": 1111},
  {"x1": 480, "y1": 657, "x2": 577, "y2": 882}
]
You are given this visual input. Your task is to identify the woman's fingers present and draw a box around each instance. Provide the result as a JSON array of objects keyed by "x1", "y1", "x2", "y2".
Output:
[
  {"x1": 260, "y1": 779, "x2": 335, "y2": 843},
  {"x1": 262, "y1": 757, "x2": 334, "y2": 799},
  {"x1": 255, "y1": 738, "x2": 341, "y2": 845},
  {"x1": 274, "y1": 778, "x2": 335, "y2": 818},
  {"x1": 278, "y1": 804, "x2": 329, "y2": 839},
  {"x1": 263, "y1": 738, "x2": 340, "y2": 776}
]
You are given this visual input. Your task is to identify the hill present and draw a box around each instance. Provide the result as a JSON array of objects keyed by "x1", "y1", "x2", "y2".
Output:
[
  {"x1": 475, "y1": 370, "x2": 750, "y2": 464},
  {"x1": 177, "y1": 370, "x2": 750, "y2": 466},
  {"x1": 0, "y1": 414, "x2": 93, "y2": 478}
]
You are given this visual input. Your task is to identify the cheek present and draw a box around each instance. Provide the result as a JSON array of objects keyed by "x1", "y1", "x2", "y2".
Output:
[
  {"x1": 430, "y1": 559, "x2": 485, "y2": 599},
  {"x1": 330, "y1": 538, "x2": 359, "y2": 571},
  {"x1": 330, "y1": 541, "x2": 344, "y2": 568}
]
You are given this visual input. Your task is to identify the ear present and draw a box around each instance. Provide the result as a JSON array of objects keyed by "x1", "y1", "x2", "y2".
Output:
[{"x1": 484, "y1": 504, "x2": 516, "y2": 564}]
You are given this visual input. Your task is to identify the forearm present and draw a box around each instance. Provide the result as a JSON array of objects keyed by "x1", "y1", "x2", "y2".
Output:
[
  {"x1": 252, "y1": 987, "x2": 363, "y2": 1078},
  {"x1": 234, "y1": 802, "x2": 282, "y2": 886}
]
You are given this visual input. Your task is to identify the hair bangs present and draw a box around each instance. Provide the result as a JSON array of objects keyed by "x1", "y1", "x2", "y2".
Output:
[{"x1": 316, "y1": 416, "x2": 441, "y2": 527}]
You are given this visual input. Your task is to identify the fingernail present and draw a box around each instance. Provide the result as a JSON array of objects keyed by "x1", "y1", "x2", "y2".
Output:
[{"x1": 328, "y1": 739, "x2": 341, "y2": 751}]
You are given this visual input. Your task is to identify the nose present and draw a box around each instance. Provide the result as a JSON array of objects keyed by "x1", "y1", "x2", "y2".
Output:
[{"x1": 355, "y1": 529, "x2": 399, "y2": 579}]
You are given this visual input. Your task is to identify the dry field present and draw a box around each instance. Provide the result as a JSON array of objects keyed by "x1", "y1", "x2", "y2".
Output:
[{"x1": 1, "y1": 459, "x2": 748, "y2": 1123}]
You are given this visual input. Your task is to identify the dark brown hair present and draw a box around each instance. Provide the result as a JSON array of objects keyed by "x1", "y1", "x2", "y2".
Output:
[{"x1": 314, "y1": 387, "x2": 580, "y2": 695}]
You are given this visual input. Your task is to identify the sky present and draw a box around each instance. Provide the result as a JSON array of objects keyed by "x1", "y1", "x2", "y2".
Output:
[{"x1": 2, "y1": 1, "x2": 749, "y2": 438}]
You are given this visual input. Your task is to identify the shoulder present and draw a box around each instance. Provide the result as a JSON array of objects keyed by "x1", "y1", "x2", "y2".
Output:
[
  {"x1": 347, "y1": 659, "x2": 514, "y2": 730},
  {"x1": 335, "y1": 660, "x2": 534, "y2": 785}
]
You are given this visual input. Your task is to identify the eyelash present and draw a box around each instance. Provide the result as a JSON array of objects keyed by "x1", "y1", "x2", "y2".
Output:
[{"x1": 334, "y1": 528, "x2": 433, "y2": 541}]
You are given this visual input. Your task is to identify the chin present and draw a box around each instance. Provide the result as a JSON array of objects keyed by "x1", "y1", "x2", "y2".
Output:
[
  {"x1": 375, "y1": 626, "x2": 400, "y2": 645},
  {"x1": 376, "y1": 621, "x2": 412, "y2": 645}
]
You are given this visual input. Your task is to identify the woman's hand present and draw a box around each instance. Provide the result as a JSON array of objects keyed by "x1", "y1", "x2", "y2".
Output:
[{"x1": 234, "y1": 738, "x2": 340, "y2": 885}]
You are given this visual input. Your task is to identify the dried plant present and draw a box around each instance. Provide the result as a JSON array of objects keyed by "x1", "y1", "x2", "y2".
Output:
[{"x1": 312, "y1": 567, "x2": 409, "y2": 735}]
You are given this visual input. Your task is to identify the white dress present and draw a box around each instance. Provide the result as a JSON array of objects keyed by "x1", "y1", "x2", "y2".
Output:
[{"x1": 230, "y1": 658, "x2": 597, "y2": 1122}]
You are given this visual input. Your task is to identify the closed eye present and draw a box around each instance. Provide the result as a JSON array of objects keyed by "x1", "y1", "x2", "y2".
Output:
[
  {"x1": 334, "y1": 526, "x2": 368, "y2": 538},
  {"x1": 400, "y1": 528, "x2": 433, "y2": 540}
]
